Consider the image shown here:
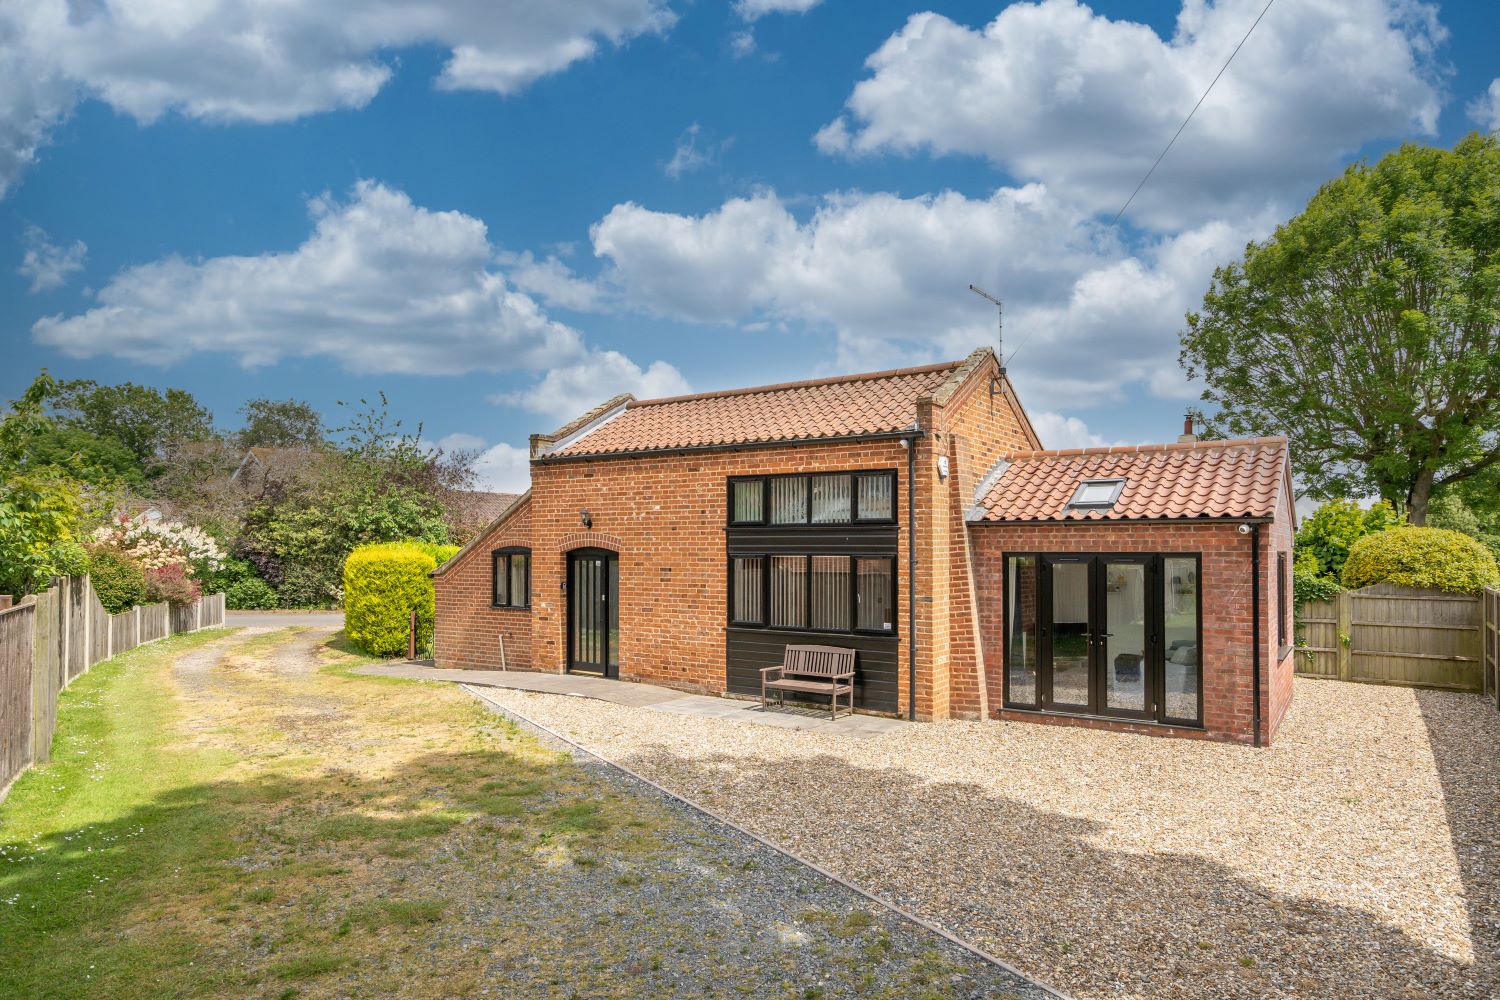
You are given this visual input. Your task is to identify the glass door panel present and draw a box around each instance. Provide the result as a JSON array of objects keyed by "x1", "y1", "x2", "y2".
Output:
[
  {"x1": 1047, "y1": 560, "x2": 1092, "y2": 710},
  {"x1": 1102, "y1": 560, "x2": 1149, "y2": 715},
  {"x1": 1162, "y1": 556, "x2": 1200, "y2": 722}
]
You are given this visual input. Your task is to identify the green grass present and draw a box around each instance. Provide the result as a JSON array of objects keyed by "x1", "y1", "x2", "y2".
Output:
[{"x1": 0, "y1": 626, "x2": 666, "y2": 999}]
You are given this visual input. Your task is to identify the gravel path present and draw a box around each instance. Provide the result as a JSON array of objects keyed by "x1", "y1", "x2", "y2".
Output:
[
  {"x1": 473, "y1": 678, "x2": 1500, "y2": 999},
  {"x1": 466, "y1": 692, "x2": 1056, "y2": 999}
]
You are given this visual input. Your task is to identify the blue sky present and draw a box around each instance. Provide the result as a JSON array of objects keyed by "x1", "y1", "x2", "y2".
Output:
[{"x1": 2, "y1": 0, "x2": 1497, "y2": 491}]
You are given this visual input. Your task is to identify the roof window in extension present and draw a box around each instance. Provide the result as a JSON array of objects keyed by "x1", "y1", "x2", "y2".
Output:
[{"x1": 1067, "y1": 478, "x2": 1126, "y2": 511}]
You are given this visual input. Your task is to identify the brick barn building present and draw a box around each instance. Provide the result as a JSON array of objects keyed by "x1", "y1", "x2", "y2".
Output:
[{"x1": 433, "y1": 347, "x2": 1298, "y2": 745}]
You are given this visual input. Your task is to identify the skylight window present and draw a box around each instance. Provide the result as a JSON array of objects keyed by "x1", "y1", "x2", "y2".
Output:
[{"x1": 1068, "y1": 478, "x2": 1126, "y2": 510}]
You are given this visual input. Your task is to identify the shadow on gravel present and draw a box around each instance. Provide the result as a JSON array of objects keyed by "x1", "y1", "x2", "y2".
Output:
[
  {"x1": 1, "y1": 743, "x2": 1045, "y2": 1000},
  {"x1": 1416, "y1": 688, "x2": 1500, "y2": 997},
  {"x1": 610, "y1": 742, "x2": 1496, "y2": 1000}
]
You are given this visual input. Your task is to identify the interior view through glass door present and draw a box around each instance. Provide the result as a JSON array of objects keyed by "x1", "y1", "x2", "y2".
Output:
[{"x1": 1006, "y1": 553, "x2": 1199, "y2": 725}]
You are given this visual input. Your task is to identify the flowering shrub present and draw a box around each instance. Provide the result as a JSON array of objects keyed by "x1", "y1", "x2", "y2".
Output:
[
  {"x1": 145, "y1": 564, "x2": 201, "y2": 606},
  {"x1": 91, "y1": 513, "x2": 224, "y2": 573}
]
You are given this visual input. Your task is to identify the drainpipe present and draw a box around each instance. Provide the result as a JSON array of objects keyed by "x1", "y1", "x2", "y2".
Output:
[
  {"x1": 1250, "y1": 523, "x2": 1263, "y2": 748},
  {"x1": 905, "y1": 430, "x2": 919, "y2": 721}
]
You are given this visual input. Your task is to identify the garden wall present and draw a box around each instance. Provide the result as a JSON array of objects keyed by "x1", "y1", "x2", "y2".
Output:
[{"x1": 0, "y1": 576, "x2": 225, "y2": 801}]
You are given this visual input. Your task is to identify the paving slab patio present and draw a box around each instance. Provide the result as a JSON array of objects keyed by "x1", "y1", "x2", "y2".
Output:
[{"x1": 352, "y1": 661, "x2": 909, "y2": 738}]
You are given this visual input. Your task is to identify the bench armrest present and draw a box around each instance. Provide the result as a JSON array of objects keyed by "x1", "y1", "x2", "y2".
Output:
[{"x1": 760, "y1": 665, "x2": 784, "y2": 678}]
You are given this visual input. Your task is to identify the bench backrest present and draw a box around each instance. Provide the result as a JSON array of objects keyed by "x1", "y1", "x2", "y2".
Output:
[{"x1": 783, "y1": 644, "x2": 856, "y2": 677}]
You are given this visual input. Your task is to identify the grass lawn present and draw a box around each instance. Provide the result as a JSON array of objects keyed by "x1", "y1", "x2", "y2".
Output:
[{"x1": 0, "y1": 627, "x2": 666, "y2": 999}]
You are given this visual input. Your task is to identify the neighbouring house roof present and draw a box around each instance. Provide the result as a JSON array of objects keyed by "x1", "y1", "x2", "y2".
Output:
[
  {"x1": 230, "y1": 446, "x2": 321, "y2": 481},
  {"x1": 445, "y1": 490, "x2": 521, "y2": 525},
  {"x1": 969, "y1": 437, "x2": 1290, "y2": 523},
  {"x1": 536, "y1": 349, "x2": 999, "y2": 460},
  {"x1": 431, "y1": 490, "x2": 532, "y2": 577}
]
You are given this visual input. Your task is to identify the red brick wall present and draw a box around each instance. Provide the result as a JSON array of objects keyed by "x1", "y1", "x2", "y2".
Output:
[
  {"x1": 431, "y1": 358, "x2": 1040, "y2": 720},
  {"x1": 931, "y1": 368, "x2": 1041, "y2": 720},
  {"x1": 433, "y1": 499, "x2": 535, "y2": 670},
  {"x1": 1265, "y1": 467, "x2": 1298, "y2": 743},
  {"x1": 526, "y1": 438, "x2": 921, "y2": 702},
  {"x1": 970, "y1": 519, "x2": 1292, "y2": 745}
]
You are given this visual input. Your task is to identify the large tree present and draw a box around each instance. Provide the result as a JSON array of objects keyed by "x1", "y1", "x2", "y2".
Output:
[
  {"x1": 53, "y1": 380, "x2": 215, "y2": 465},
  {"x1": 1180, "y1": 133, "x2": 1500, "y2": 524},
  {"x1": 236, "y1": 398, "x2": 325, "y2": 449}
]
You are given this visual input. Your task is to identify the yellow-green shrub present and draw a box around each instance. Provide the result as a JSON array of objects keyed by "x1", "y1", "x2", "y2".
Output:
[
  {"x1": 343, "y1": 543, "x2": 440, "y2": 656},
  {"x1": 1341, "y1": 526, "x2": 1500, "y2": 594}
]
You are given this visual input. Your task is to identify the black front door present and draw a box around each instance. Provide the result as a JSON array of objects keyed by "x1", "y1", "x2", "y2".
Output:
[
  {"x1": 568, "y1": 549, "x2": 618, "y2": 677},
  {"x1": 1039, "y1": 555, "x2": 1154, "y2": 720}
]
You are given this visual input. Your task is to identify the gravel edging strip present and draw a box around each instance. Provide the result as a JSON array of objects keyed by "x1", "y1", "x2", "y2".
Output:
[{"x1": 462, "y1": 683, "x2": 1072, "y2": 1000}]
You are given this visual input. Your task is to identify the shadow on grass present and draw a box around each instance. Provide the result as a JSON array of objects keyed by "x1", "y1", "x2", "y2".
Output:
[{"x1": 0, "y1": 742, "x2": 663, "y2": 1000}]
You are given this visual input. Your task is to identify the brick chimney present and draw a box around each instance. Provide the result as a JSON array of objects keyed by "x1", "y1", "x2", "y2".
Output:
[{"x1": 1177, "y1": 412, "x2": 1197, "y2": 444}]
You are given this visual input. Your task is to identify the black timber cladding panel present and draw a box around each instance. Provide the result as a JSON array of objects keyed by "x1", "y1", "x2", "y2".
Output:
[
  {"x1": 727, "y1": 521, "x2": 900, "y2": 713},
  {"x1": 725, "y1": 628, "x2": 900, "y2": 714}
]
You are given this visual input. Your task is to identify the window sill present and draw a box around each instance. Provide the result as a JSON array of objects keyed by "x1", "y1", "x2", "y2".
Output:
[{"x1": 490, "y1": 605, "x2": 531, "y2": 612}]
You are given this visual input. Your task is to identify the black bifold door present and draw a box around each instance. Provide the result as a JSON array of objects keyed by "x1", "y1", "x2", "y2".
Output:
[{"x1": 1003, "y1": 554, "x2": 1201, "y2": 726}]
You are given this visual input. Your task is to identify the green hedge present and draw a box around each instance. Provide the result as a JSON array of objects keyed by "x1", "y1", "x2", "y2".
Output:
[
  {"x1": 88, "y1": 547, "x2": 148, "y2": 614},
  {"x1": 343, "y1": 543, "x2": 442, "y2": 657},
  {"x1": 1341, "y1": 526, "x2": 1500, "y2": 595}
]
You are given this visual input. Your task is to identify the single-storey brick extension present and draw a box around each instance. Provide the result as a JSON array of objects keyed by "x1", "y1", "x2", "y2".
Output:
[{"x1": 434, "y1": 347, "x2": 1297, "y2": 744}]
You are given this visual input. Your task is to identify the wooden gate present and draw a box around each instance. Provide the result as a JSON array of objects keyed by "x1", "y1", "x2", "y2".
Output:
[{"x1": 1296, "y1": 583, "x2": 1483, "y2": 691}]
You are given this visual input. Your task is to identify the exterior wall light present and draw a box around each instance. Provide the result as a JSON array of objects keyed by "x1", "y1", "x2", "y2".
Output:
[{"x1": 580, "y1": 510, "x2": 592, "y2": 529}]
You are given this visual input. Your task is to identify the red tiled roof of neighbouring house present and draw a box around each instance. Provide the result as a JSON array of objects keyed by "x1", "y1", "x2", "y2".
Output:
[
  {"x1": 445, "y1": 490, "x2": 521, "y2": 524},
  {"x1": 541, "y1": 354, "x2": 988, "y2": 459},
  {"x1": 971, "y1": 437, "x2": 1289, "y2": 522}
]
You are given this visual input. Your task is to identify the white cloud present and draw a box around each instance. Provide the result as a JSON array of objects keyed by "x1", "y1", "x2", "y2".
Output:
[
  {"x1": 436, "y1": 432, "x2": 486, "y2": 453},
  {"x1": 34, "y1": 180, "x2": 589, "y2": 375},
  {"x1": 663, "y1": 123, "x2": 732, "y2": 179},
  {"x1": 1029, "y1": 411, "x2": 1108, "y2": 450},
  {"x1": 496, "y1": 249, "x2": 608, "y2": 312},
  {"x1": 18, "y1": 225, "x2": 86, "y2": 292},
  {"x1": 471, "y1": 441, "x2": 531, "y2": 493},
  {"x1": 589, "y1": 183, "x2": 1263, "y2": 403},
  {"x1": 730, "y1": 30, "x2": 757, "y2": 58},
  {"x1": 491, "y1": 349, "x2": 691, "y2": 421},
  {"x1": 815, "y1": 0, "x2": 1446, "y2": 228},
  {"x1": 0, "y1": 0, "x2": 674, "y2": 195},
  {"x1": 1469, "y1": 79, "x2": 1500, "y2": 132},
  {"x1": 735, "y1": 0, "x2": 823, "y2": 22}
]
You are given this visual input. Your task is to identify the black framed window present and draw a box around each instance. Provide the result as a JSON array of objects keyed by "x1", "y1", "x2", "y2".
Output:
[
  {"x1": 731, "y1": 555, "x2": 764, "y2": 624},
  {"x1": 731, "y1": 480, "x2": 766, "y2": 524},
  {"x1": 1277, "y1": 551, "x2": 1288, "y2": 650},
  {"x1": 729, "y1": 471, "x2": 896, "y2": 526},
  {"x1": 733, "y1": 553, "x2": 894, "y2": 636},
  {"x1": 855, "y1": 557, "x2": 895, "y2": 631},
  {"x1": 855, "y1": 473, "x2": 894, "y2": 521},
  {"x1": 492, "y1": 548, "x2": 531, "y2": 609}
]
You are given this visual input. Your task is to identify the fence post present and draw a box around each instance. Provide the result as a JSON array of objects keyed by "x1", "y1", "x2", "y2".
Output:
[
  {"x1": 1336, "y1": 590, "x2": 1353, "y2": 682},
  {"x1": 408, "y1": 609, "x2": 417, "y2": 660}
]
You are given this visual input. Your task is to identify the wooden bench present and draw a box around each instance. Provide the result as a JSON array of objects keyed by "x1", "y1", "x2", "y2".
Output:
[{"x1": 760, "y1": 645, "x2": 857, "y2": 720}]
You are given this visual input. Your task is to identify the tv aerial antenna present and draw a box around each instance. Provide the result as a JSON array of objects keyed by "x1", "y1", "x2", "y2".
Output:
[{"x1": 968, "y1": 283, "x2": 1006, "y2": 399}]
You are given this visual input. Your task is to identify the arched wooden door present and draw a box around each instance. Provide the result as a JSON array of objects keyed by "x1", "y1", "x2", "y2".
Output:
[{"x1": 567, "y1": 548, "x2": 618, "y2": 678}]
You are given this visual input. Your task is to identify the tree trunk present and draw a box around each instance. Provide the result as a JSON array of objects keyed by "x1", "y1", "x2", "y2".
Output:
[{"x1": 1407, "y1": 467, "x2": 1436, "y2": 526}]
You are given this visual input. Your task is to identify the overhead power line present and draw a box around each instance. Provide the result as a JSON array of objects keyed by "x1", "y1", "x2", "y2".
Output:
[{"x1": 1109, "y1": 0, "x2": 1278, "y2": 228}]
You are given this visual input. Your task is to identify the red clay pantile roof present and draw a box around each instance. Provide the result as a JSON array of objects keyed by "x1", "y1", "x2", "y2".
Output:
[
  {"x1": 544, "y1": 359, "x2": 968, "y2": 458},
  {"x1": 972, "y1": 437, "x2": 1289, "y2": 522}
]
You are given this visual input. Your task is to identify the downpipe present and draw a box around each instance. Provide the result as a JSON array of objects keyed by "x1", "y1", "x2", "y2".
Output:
[
  {"x1": 904, "y1": 431, "x2": 919, "y2": 722},
  {"x1": 1250, "y1": 522, "x2": 1262, "y2": 748}
]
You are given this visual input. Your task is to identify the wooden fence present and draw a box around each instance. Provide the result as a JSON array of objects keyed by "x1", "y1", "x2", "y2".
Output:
[
  {"x1": 0, "y1": 578, "x2": 225, "y2": 800},
  {"x1": 1296, "y1": 583, "x2": 1484, "y2": 691},
  {"x1": 1485, "y1": 587, "x2": 1499, "y2": 711}
]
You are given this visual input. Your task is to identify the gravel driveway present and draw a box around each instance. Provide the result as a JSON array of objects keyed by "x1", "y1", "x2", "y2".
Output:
[{"x1": 474, "y1": 678, "x2": 1500, "y2": 999}]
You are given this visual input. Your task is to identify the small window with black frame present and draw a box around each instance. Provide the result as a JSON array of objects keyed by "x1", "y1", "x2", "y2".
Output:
[{"x1": 492, "y1": 548, "x2": 531, "y2": 609}]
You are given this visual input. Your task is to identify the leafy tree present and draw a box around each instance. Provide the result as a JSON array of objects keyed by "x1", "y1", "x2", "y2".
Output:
[
  {"x1": 1181, "y1": 133, "x2": 1500, "y2": 524},
  {"x1": 236, "y1": 398, "x2": 325, "y2": 449},
  {"x1": 0, "y1": 375, "x2": 89, "y2": 596},
  {"x1": 1294, "y1": 499, "x2": 1401, "y2": 581},
  {"x1": 24, "y1": 423, "x2": 145, "y2": 487},
  {"x1": 53, "y1": 379, "x2": 215, "y2": 465}
]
